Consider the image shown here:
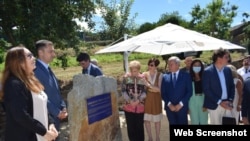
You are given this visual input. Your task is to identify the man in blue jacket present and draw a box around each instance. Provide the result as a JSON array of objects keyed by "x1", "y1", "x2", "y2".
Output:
[
  {"x1": 76, "y1": 52, "x2": 103, "y2": 77},
  {"x1": 161, "y1": 56, "x2": 192, "y2": 125},
  {"x1": 202, "y1": 48, "x2": 234, "y2": 124},
  {"x1": 34, "y1": 39, "x2": 68, "y2": 131}
]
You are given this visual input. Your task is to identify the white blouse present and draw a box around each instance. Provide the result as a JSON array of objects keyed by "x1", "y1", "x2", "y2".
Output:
[{"x1": 31, "y1": 91, "x2": 48, "y2": 141}]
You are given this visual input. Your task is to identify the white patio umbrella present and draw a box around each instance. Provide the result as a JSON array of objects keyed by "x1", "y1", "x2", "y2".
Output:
[
  {"x1": 96, "y1": 23, "x2": 245, "y2": 54},
  {"x1": 95, "y1": 23, "x2": 245, "y2": 72}
]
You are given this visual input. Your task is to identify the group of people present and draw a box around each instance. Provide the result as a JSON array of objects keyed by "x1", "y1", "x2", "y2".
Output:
[
  {"x1": 0, "y1": 40, "x2": 103, "y2": 141},
  {"x1": 1, "y1": 40, "x2": 250, "y2": 141},
  {"x1": 121, "y1": 58, "x2": 163, "y2": 141},
  {"x1": 121, "y1": 48, "x2": 250, "y2": 141}
]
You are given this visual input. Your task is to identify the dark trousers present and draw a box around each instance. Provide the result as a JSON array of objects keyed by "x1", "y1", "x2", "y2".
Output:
[
  {"x1": 124, "y1": 111, "x2": 144, "y2": 141},
  {"x1": 165, "y1": 106, "x2": 188, "y2": 125},
  {"x1": 0, "y1": 102, "x2": 5, "y2": 112}
]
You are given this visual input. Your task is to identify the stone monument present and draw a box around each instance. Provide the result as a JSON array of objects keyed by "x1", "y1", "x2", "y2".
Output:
[{"x1": 67, "y1": 74, "x2": 122, "y2": 141}]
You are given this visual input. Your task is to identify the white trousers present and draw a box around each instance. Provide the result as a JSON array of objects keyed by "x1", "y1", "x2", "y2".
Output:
[{"x1": 208, "y1": 105, "x2": 233, "y2": 125}]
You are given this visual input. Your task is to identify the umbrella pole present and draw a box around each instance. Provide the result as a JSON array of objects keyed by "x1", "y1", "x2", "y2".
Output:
[
  {"x1": 123, "y1": 34, "x2": 130, "y2": 73},
  {"x1": 123, "y1": 51, "x2": 130, "y2": 73}
]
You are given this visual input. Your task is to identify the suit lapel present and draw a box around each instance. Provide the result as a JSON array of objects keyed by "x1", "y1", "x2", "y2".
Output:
[
  {"x1": 175, "y1": 71, "x2": 183, "y2": 86},
  {"x1": 176, "y1": 71, "x2": 182, "y2": 82},
  {"x1": 89, "y1": 64, "x2": 93, "y2": 75},
  {"x1": 36, "y1": 60, "x2": 50, "y2": 75},
  {"x1": 36, "y1": 60, "x2": 59, "y2": 90}
]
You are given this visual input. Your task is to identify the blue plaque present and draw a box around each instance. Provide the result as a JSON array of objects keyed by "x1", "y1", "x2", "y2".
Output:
[{"x1": 86, "y1": 93, "x2": 112, "y2": 124}]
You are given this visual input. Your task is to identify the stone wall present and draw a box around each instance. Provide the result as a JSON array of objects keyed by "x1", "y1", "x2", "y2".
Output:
[{"x1": 67, "y1": 74, "x2": 122, "y2": 141}]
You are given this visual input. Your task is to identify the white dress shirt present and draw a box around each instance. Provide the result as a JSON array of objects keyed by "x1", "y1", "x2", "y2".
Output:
[{"x1": 237, "y1": 66, "x2": 250, "y2": 80}]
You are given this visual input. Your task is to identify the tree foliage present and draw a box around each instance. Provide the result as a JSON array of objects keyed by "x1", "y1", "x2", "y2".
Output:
[
  {"x1": 242, "y1": 13, "x2": 250, "y2": 39},
  {"x1": 242, "y1": 12, "x2": 250, "y2": 53},
  {"x1": 137, "y1": 22, "x2": 155, "y2": 34},
  {"x1": 189, "y1": 0, "x2": 238, "y2": 40},
  {"x1": 137, "y1": 12, "x2": 189, "y2": 34},
  {"x1": 157, "y1": 11, "x2": 189, "y2": 27},
  {"x1": 96, "y1": 0, "x2": 137, "y2": 40},
  {"x1": 0, "y1": 38, "x2": 10, "y2": 63},
  {"x1": 0, "y1": 0, "x2": 97, "y2": 53}
]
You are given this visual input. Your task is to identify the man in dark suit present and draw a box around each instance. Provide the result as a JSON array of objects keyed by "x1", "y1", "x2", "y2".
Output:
[
  {"x1": 76, "y1": 52, "x2": 103, "y2": 77},
  {"x1": 202, "y1": 48, "x2": 234, "y2": 124},
  {"x1": 34, "y1": 40, "x2": 68, "y2": 131},
  {"x1": 242, "y1": 77, "x2": 250, "y2": 125},
  {"x1": 161, "y1": 56, "x2": 192, "y2": 125}
]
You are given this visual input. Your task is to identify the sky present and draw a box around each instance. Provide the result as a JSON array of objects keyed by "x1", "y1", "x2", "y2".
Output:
[
  {"x1": 76, "y1": 0, "x2": 250, "y2": 30},
  {"x1": 130, "y1": 0, "x2": 250, "y2": 27}
]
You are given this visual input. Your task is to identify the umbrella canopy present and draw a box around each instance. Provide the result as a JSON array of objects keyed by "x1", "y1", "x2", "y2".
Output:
[{"x1": 96, "y1": 23, "x2": 245, "y2": 55}]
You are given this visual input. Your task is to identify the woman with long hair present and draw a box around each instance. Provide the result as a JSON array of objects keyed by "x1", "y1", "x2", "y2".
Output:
[
  {"x1": 188, "y1": 59, "x2": 208, "y2": 124},
  {"x1": 0, "y1": 46, "x2": 58, "y2": 141}
]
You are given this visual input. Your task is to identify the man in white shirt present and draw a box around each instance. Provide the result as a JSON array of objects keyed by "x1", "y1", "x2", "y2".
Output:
[{"x1": 237, "y1": 56, "x2": 250, "y2": 81}]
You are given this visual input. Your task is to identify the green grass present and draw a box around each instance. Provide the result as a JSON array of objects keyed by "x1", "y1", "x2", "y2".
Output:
[
  {"x1": 91, "y1": 53, "x2": 156, "y2": 63},
  {"x1": 52, "y1": 51, "x2": 244, "y2": 81},
  {"x1": 0, "y1": 64, "x2": 3, "y2": 71},
  {"x1": 0, "y1": 50, "x2": 244, "y2": 81},
  {"x1": 52, "y1": 53, "x2": 158, "y2": 81}
]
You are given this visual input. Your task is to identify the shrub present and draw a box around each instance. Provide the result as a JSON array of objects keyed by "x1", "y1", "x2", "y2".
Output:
[{"x1": 0, "y1": 39, "x2": 11, "y2": 64}]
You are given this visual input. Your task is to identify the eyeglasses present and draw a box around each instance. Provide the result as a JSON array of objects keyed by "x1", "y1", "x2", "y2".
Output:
[{"x1": 26, "y1": 53, "x2": 34, "y2": 59}]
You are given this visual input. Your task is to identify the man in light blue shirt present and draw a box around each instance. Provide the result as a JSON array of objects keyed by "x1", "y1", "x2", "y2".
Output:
[{"x1": 202, "y1": 48, "x2": 235, "y2": 124}]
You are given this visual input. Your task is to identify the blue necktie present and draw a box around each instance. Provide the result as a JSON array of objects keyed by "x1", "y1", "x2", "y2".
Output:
[
  {"x1": 48, "y1": 67, "x2": 53, "y2": 77},
  {"x1": 48, "y1": 67, "x2": 58, "y2": 89},
  {"x1": 173, "y1": 73, "x2": 177, "y2": 87}
]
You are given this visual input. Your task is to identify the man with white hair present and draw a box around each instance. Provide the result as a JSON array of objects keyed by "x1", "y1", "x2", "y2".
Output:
[{"x1": 161, "y1": 56, "x2": 193, "y2": 125}]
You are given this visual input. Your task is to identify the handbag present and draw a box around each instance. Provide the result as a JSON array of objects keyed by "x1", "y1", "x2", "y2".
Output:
[{"x1": 222, "y1": 110, "x2": 236, "y2": 125}]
